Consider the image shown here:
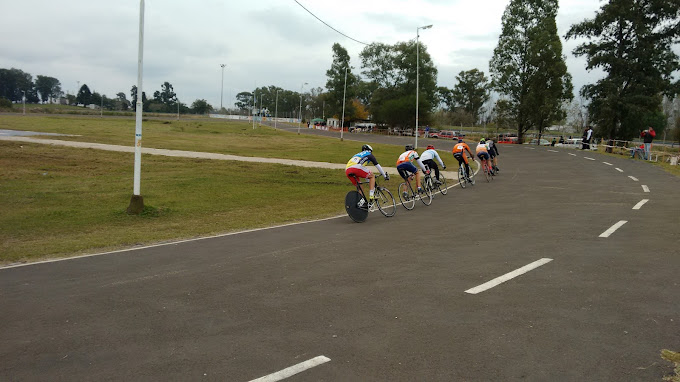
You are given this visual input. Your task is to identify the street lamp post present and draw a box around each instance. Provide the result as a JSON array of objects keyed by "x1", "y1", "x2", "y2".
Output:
[
  {"x1": 275, "y1": 89, "x2": 279, "y2": 129},
  {"x1": 340, "y1": 67, "x2": 348, "y2": 141},
  {"x1": 22, "y1": 90, "x2": 25, "y2": 115},
  {"x1": 297, "y1": 82, "x2": 308, "y2": 134},
  {"x1": 220, "y1": 64, "x2": 226, "y2": 112},
  {"x1": 259, "y1": 95, "x2": 263, "y2": 127},
  {"x1": 415, "y1": 24, "x2": 432, "y2": 149},
  {"x1": 127, "y1": 0, "x2": 146, "y2": 214}
]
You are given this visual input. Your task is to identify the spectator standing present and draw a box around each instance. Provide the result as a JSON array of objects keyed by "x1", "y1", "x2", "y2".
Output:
[
  {"x1": 582, "y1": 126, "x2": 593, "y2": 150},
  {"x1": 641, "y1": 127, "x2": 656, "y2": 160},
  {"x1": 425, "y1": 125, "x2": 430, "y2": 138}
]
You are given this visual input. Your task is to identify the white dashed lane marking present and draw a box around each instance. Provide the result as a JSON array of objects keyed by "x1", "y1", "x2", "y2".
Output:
[
  {"x1": 465, "y1": 258, "x2": 553, "y2": 294},
  {"x1": 628, "y1": 175, "x2": 639, "y2": 181},
  {"x1": 615, "y1": 168, "x2": 624, "y2": 172},
  {"x1": 633, "y1": 199, "x2": 649, "y2": 210},
  {"x1": 249, "y1": 356, "x2": 331, "y2": 382},
  {"x1": 603, "y1": 162, "x2": 613, "y2": 166},
  {"x1": 642, "y1": 185, "x2": 650, "y2": 193},
  {"x1": 599, "y1": 220, "x2": 628, "y2": 238},
  {"x1": 568, "y1": 153, "x2": 577, "y2": 156},
  {"x1": 548, "y1": 149, "x2": 559, "y2": 153}
]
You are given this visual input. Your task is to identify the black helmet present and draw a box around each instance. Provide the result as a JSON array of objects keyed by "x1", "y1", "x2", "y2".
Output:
[
  {"x1": 405, "y1": 144, "x2": 414, "y2": 151},
  {"x1": 361, "y1": 144, "x2": 373, "y2": 152}
]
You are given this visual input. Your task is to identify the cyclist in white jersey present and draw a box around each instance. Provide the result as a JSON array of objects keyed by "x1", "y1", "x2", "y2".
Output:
[{"x1": 420, "y1": 145, "x2": 446, "y2": 184}]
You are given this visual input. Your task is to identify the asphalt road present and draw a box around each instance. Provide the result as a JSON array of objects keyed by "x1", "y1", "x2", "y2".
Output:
[{"x1": 1, "y1": 136, "x2": 679, "y2": 381}]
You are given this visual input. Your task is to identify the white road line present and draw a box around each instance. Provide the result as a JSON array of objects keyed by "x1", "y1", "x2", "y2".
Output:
[
  {"x1": 628, "y1": 175, "x2": 639, "y2": 182},
  {"x1": 615, "y1": 168, "x2": 624, "y2": 172},
  {"x1": 632, "y1": 199, "x2": 649, "y2": 210},
  {"x1": 547, "y1": 149, "x2": 559, "y2": 153},
  {"x1": 464, "y1": 258, "x2": 553, "y2": 295},
  {"x1": 642, "y1": 185, "x2": 650, "y2": 193},
  {"x1": 599, "y1": 220, "x2": 628, "y2": 238},
  {"x1": 249, "y1": 356, "x2": 331, "y2": 382},
  {"x1": 603, "y1": 162, "x2": 613, "y2": 165},
  {"x1": 568, "y1": 153, "x2": 577, "y2": 156},
  {"x1": 584, "y1": 157, "x2": 596, "y2": 160}
]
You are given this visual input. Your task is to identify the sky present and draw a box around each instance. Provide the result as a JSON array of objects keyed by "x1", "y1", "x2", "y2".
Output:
[{"x1": 0, "y1": 0, "x2": 606, "y2": 111}]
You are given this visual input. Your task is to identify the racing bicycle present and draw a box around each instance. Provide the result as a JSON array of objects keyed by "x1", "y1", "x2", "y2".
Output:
[
  {"x1": 345, "y1": 174, "x2": 396, "y2": 223},
  {"x1": 398, "y1": 171, "x2": 433, "y2": 210},
  {"x1": 422, "y1": 165, "x2": 448, "y2": 196}
]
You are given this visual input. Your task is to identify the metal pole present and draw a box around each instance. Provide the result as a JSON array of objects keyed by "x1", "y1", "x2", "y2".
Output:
[
  {"x1": 251, "y1": 93, "x2": 255, "y2": 129},
  {"x1": 341, "y1": 67, "x2": 348, "y2": 141},
  {"x1": 275, "y1": 89, "x2": 279, "y2": 129},
  {"x1": 415, "y1": 27, "x2": 420, "y2": 149},
  {"x1": 177, "y1": 98, "x2": 179, "y2": 120},
  {"x1": 132, "y1": 0, "x2": 145, "y2": 198},
  {"x1": 22, "y1": 90, "x2": 25, "y2": 115},
  {"x1": 259, "y1": 96, "x2": 262, "y2": 127},
  {"x1": 220, "y1": 64, "x2": 225, "y2": 111},
  {"x1": 100, "y1": 94, "x2": 103, "y2": 118}
]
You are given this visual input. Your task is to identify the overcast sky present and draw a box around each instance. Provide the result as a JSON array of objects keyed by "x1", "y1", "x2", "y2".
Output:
[{"x1": 1, "y1": 0, "x2": 606, "y2": 110}]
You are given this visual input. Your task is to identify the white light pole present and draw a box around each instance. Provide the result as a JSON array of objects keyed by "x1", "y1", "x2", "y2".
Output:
[
  {"x1": 22, "y1": 90, "x2": 25, "y2": 115},
  {"x1": 415, "y1": 24, "x2": 432, "y2": 149},
  {"x1": 220, "y1": 64, "x2": 226, "y2": 112},
  {"x1": 340, "y1": 67, "x2": 348, "y2": 141},
  {"x1": 275, "y1": 89, "x2": 279, "y2": 129},
  {"x1": 100, "y1": 94, "x2": 103, "y2": 118},
  {"x1": 251, "y1": 93, "x2": 255, "y2": 129},
  {"x1": 258, "y1": 95, "x2": 263, "y2": 127},
  {"x1": 297, "y1": 82, "x2": 308, "y2": 134},
  {"x1": 177, "y1": 98, "x2": 180, "y2": 120},
  {"x1": 127, "y1": 0, "x2": 145, "y2": 214}
]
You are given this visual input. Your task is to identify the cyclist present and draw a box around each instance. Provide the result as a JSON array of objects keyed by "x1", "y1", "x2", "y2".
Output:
[
  {"x1": 476, "y1": 138, "x2": 493, "y2": 175},
  {"x1": 486, "y1": 137, "x2": 500, "y2": 172},
  {"x1": 346, "y1": 144, "x2": 389, "y2": 200},
  {"x1": 452, "y1": 137, "x2": 474, "y2": 181},
  {"x1": 420, "y1": 145, "x2": 446, "y2": 184},
  {"x1": 397, "y1": 144, "x2": 429, "y2": 193}
]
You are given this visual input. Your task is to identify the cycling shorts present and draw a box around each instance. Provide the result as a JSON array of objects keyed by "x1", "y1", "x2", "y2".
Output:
[
  {"x1": 453, "y1": 153, "x2": 468, "y2": 164},
  {"x1": 489, "y1": 150, "x2": 496, "y2": 158},
  {"x1": 397, "y1": 162, "x2": 418, "y2": 179},
  {"x1": 346, "y1": 165, "x2": 372, "y2": 185},
  {"x1": 477, "y1": 152, "x2": 490, "y2": 160}
]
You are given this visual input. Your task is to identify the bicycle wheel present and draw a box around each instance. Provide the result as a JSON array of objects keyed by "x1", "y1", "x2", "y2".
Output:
[
  {"x1": 423, "y1": 175, "x2": 434, "y2": 194},
  {"x1": 458, "y1": 166, "x2": 466, "y2": 189},
  {"x1": 398, "y1": 182, "x2": 415, "y2": 210},
  {"x1": 418, "y1": 183, "x2": 433, "y2": 206},
  {"x1": 345, "y1": 190, "x2": 369, "y2": 223},
  {"x1": 437, "y1": 173, "x2": 448, "y2": 195},
  {"x1": 484, "y1": 164, "x2": 491, "y2": 182},
  {"x1": 375, "y1": 187, "x2": 396, "y2": 217}
]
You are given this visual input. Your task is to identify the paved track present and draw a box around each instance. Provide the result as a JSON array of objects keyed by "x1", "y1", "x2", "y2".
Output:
[{"x1": 1, "y1": 133, "x2": 679, "y2": 381}]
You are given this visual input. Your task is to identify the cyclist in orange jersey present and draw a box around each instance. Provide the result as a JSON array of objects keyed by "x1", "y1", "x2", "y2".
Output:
[
  {"x1": 475, "y1": 138, "x2": 493, "y2": 174},
  {"x1": 452, "y1": 137, "x2": 474, "y2": 180}
]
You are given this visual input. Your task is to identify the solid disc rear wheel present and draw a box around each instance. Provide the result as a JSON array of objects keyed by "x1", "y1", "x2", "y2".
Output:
[{"x1": 345, "y1": 190, "x2": 369, "y2": 222}]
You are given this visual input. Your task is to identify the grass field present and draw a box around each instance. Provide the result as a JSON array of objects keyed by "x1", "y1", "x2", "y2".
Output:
[
  {"x1": 0, "y1": 114, "x2": 408, "y2": 163},
  {"x1": 0, "y1": 140, "x2": 369, "y2": 264}
]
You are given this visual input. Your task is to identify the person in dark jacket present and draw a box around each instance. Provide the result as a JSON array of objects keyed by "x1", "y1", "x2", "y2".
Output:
[
  {"x1": 641, "y1": 127, "x2": 656, "y2": 160},
  {"x1": 582, "y1": 126, "x2": 593, "y2": 150}
]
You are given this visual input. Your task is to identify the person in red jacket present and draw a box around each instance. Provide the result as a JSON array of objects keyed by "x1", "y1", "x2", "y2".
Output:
[{"x1": 641, "y1": 127, "x2": 656, "y2": 160}]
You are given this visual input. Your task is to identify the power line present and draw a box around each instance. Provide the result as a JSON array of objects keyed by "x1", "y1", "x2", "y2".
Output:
[{"x1": 293, "y1": 0, "x2": 369, "y2": 46}]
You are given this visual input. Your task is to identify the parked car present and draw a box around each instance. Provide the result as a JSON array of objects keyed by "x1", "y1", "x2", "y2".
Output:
[
  {"x1": 435, "y1": 130, "x2": 457, "y2": 139},
  {"x1": 526, "y1": 138, "x2": 551, "y2": 146}
]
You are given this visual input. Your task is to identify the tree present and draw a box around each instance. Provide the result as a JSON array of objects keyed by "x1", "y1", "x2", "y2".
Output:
[
  {"x1": 191, "y1": 99, "x2": 212, "y2": 114},
  {"x1": 490, "y1": 0, "x2": 573, "y2": 142},
  {"x1": 360, "y1": 40, "x2": 438, "y2": 127},
  {"x1": 565, "y1": 0, "x2": 680, "y2": 140},
  {"x1": 35, "y1": 75, "x2": 62, "y2": 103},
  {"x1": 0, "y1": 68, "x2": 34, "y2": 102},
  {"x1": 115, "y1": 92, "x2": 130, "y2": 111},
  {"x1": 235, "y1": 91, "x2": 253, "y2": 110},
  {"x1": 326, "y1": 43, "x2": 359, "y2": 119},
  {"x1": 451, "y1": 69, "x2": 491, "y2": 124},
  {"x1": 76, "y1": 84, "x2": 93, "y2": 105}
]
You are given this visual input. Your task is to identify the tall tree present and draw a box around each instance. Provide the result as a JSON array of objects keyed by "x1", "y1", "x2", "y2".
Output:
[
  {"x1": 191, "y1": 99, "x2": 212, "y2": 114},
  {"x1": 34, "y1": 75, "x2": 62, "y2": 103},
  {"x1": 0, "y1": 68, "x2": 34, "y2": 102},
  {"x1": 451, "y1": 69, "x2": 491, "y2": 124},
  {"x1": 130, "y1": 85, "x2": 148, "y2": 111},
  {"x1": 326, "y1": 43, "x2": 358, "y2": 119},
  {"x1": 565, "y1": 0, "x2": 680, "y2": 140},
  {"x1": 490, "y1": 0, "x2": 573, "y2": 142},
  {"x1": 76, "y1": 84, "x2": 93, "y2": 105},
  {"x1": 360, "y1": 40, "x2": 438, "y2": 127}
]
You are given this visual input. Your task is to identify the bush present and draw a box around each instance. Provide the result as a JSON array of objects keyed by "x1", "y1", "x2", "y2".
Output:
[{"x1": 0, "y1": 97, "x2": 12, "y2": 109}]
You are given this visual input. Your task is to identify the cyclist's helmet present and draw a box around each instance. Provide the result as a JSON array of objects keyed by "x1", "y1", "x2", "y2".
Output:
[
  {"x1": 405, "y1": 144, "x2": 414, "y2": 151},
  {"x1": 480, "y1": 138, "x2": 486, "y2": 144},
  {"x1": 426, "y1": 145, "x2": 435, "y2": 150},
  {"x1": 458, "y1": 137, "x2": 464, "y2": 142},
  {"x1": 361, "y1": 144, "x2": 373, "y2": 152}
]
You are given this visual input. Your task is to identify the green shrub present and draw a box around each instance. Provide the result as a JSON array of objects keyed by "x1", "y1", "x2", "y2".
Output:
[{"x1": 0, "y1": 97, "x2": 12, "y2": 109}]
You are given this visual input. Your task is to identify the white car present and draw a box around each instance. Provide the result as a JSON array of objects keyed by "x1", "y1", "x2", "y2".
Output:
[{"x1": 525, "y1": 138, "x2": 551, "y2": 146}]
